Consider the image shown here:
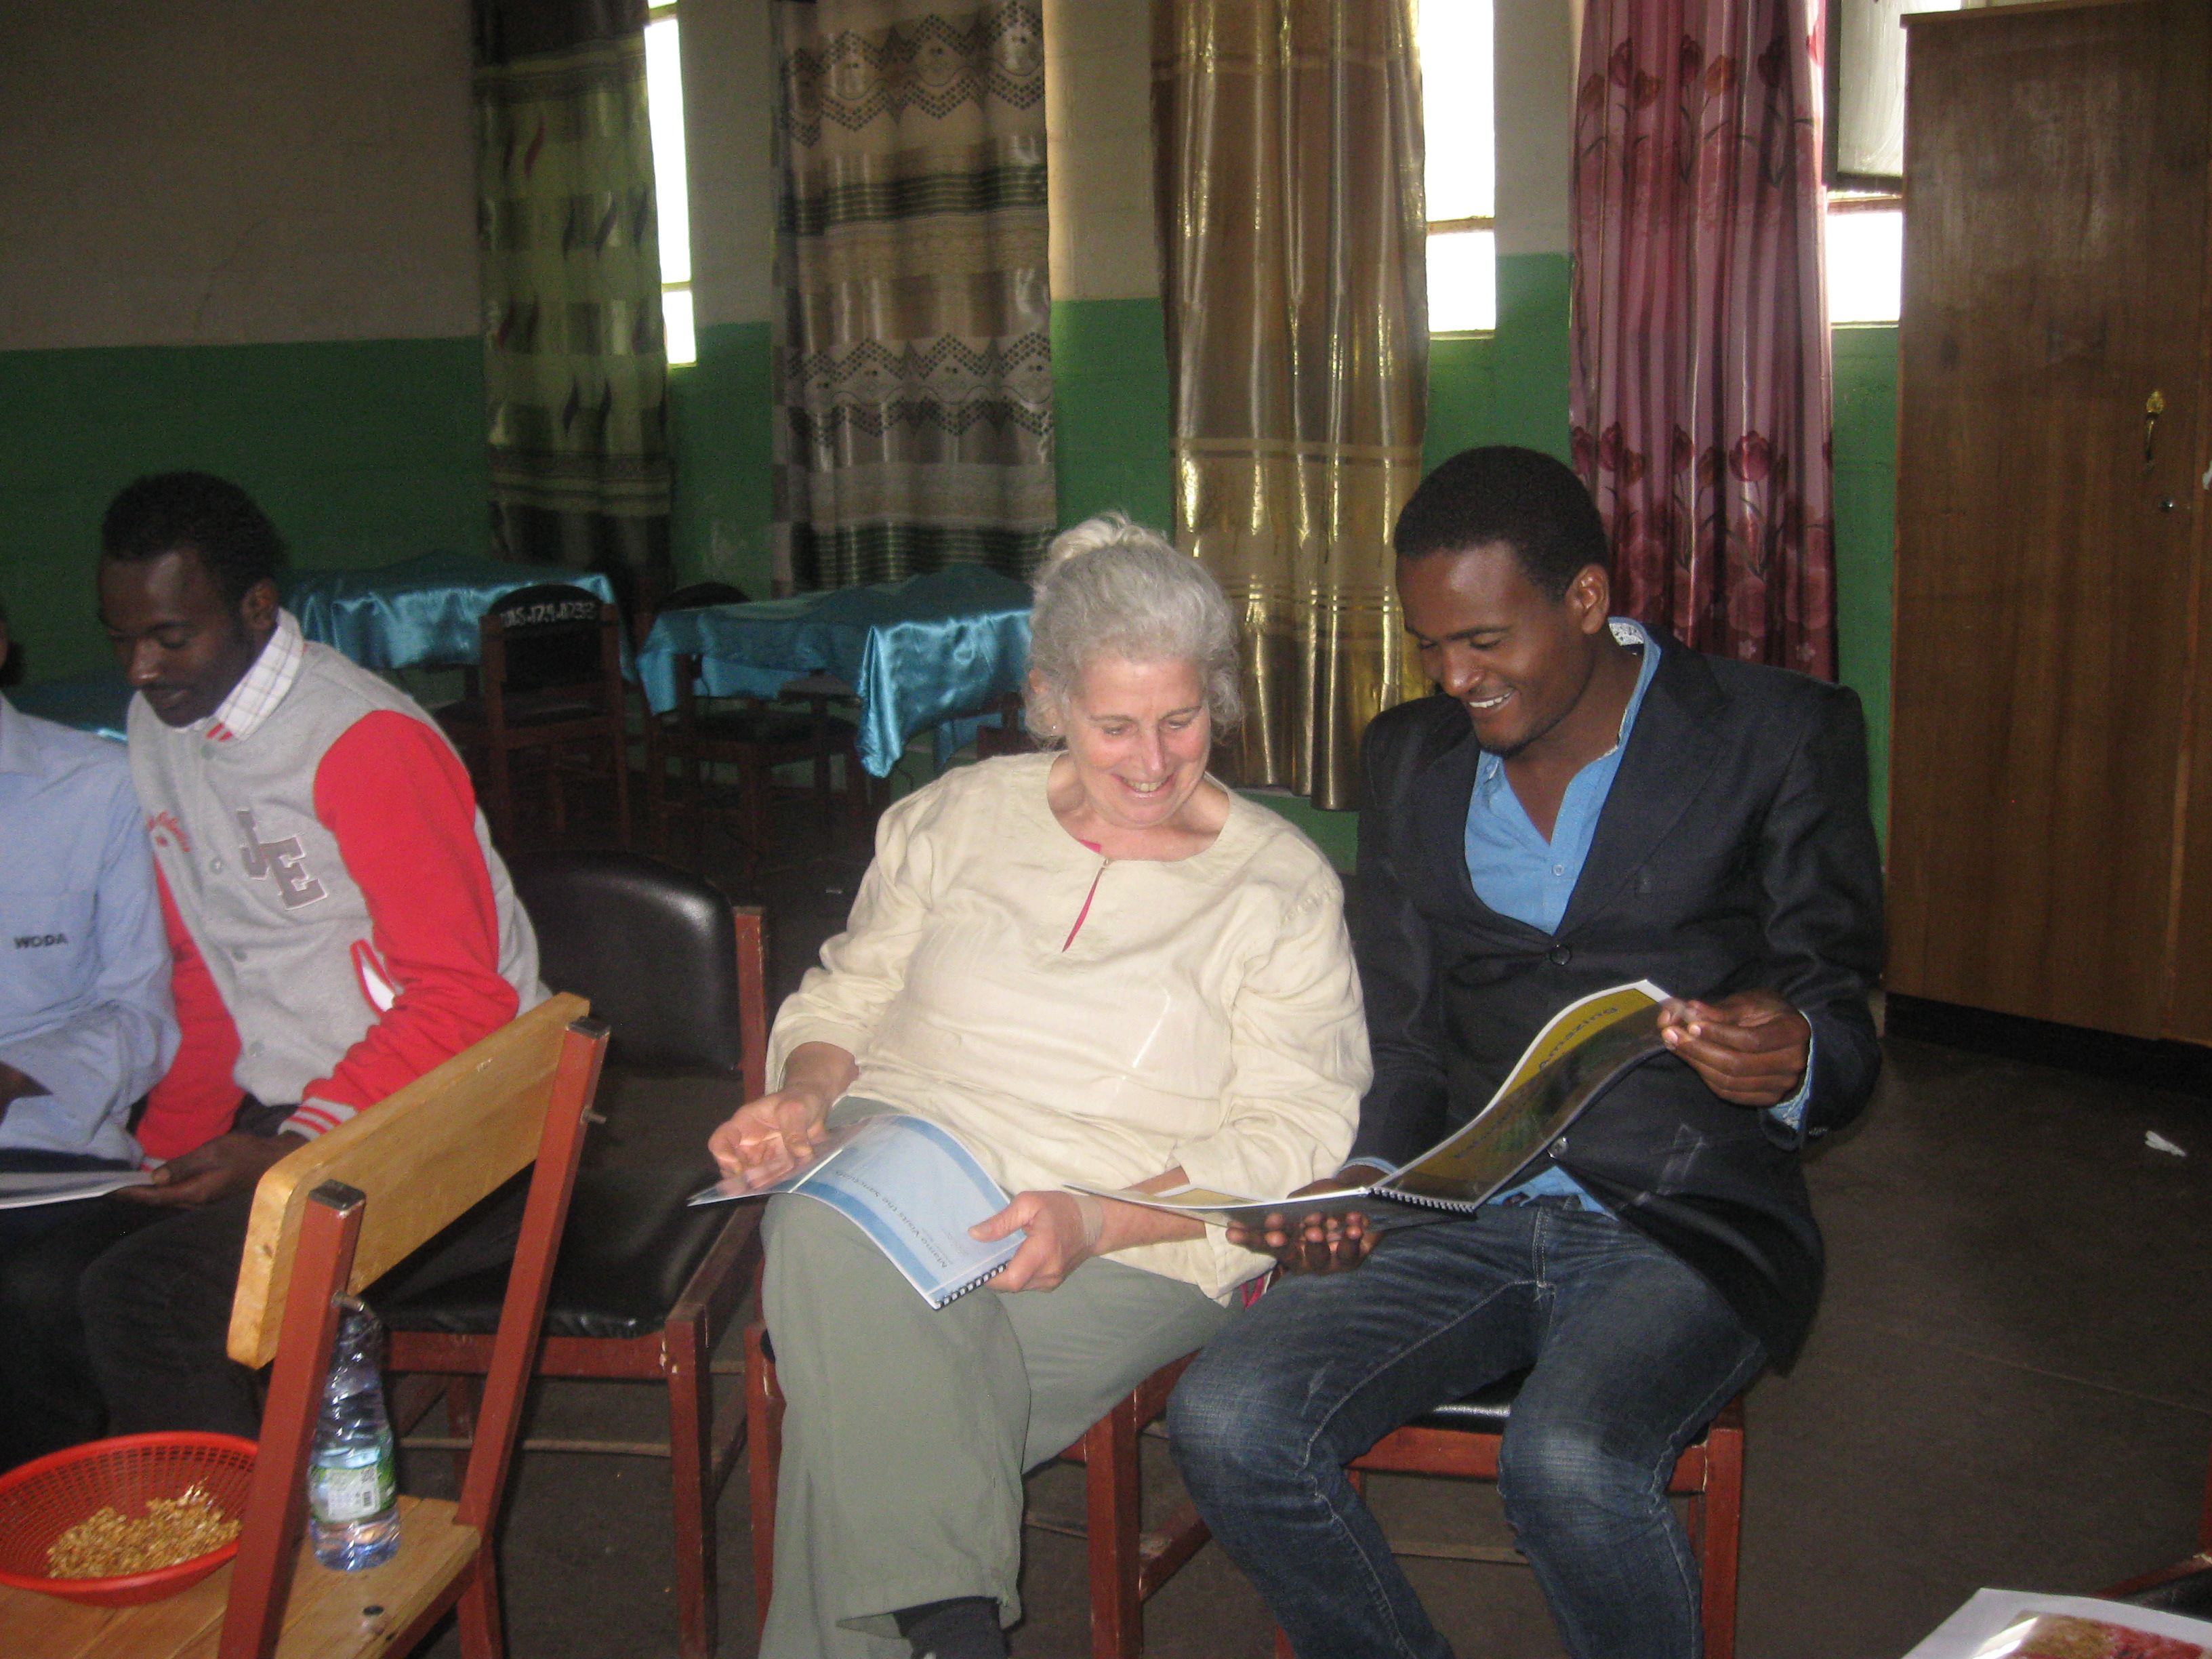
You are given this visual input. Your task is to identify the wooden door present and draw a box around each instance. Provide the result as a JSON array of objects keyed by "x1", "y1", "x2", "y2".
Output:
[{"x1": 1887, "y1": 0, "x2": 2211, "y2": 1038}]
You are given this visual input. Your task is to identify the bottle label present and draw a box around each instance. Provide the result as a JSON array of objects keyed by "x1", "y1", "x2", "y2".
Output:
[{"x1": 309, "y1": 1446, "x2": 396, "y2": 1524}]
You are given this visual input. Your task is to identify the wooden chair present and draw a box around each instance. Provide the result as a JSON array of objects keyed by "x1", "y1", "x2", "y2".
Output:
[
  {"x1": 1270, "y1": 1374, "x2": 1746, "y2": 1659},
  {"x1": 0, "y1": 994, "x2": 603, "y2": 1659},
  {"x1": 643, "y1": 583, "x2": 867, "y2": 875},
  {"x1": 745, "y1": 1328, "x2": 1210, "y2": 1659},
  {"x1": 378, "y1": 851, "x2": 769, "y2": 1659},
  {"x1": 438, "y1": 583, "x2": 632, "y2": 851},
  {"x1": 970, "y1": 691, "x2": 1036, "y2": 760}
]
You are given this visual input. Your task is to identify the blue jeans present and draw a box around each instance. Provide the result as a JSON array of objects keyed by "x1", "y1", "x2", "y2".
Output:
[{"x1": 1167, "y1": 1202, "x2": 1765, "y2": 1659}]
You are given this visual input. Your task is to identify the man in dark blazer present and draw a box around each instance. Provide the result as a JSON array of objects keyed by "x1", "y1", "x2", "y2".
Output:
[{"x1": 1168, "y1": 447, "x2": 1883, "y2": 1659}]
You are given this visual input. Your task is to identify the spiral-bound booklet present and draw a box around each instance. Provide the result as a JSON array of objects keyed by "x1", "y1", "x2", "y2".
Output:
[
  {"x1": 689, "y1": 1113, "x2": 1018, "y2": 1307},
  {"x1": 1071, "y1": 980, "x2": 1672, "y2": 1228}
]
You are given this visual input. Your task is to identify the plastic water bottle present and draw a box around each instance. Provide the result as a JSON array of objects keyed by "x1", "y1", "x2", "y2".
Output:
[{"x1": 306, "y1": 1298, "x2": 401, "y2": 1570}]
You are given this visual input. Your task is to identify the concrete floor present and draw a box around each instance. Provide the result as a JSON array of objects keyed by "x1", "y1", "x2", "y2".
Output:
[{"x1": 418, "y1": 797, "x2": 2212, "y2": 1659}]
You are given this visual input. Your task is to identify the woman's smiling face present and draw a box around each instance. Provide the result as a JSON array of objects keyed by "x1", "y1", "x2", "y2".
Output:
[{"x1": 1056, "y1": 655, "x2": 1214, "y2": 834}]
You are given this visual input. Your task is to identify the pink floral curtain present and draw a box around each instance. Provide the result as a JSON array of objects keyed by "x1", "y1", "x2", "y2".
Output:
[{"x1": 1570, "y1": 0, "x2": 1835, "y2": 678}]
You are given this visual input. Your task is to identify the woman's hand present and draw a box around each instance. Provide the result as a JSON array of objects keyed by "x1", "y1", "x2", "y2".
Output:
[
  {"x1": 706, "y1": 1089, "x2": 833, "y2": 1189},
  {"x1": 970, "y1": 1190, "x2": 1107, "y2": 1292},
  {"x1": 706, "y1": 1042, "x2": 856, "y2": 1189}
]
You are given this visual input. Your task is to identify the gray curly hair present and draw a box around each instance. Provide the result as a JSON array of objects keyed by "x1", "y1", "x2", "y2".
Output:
[{"x1": 1023, "y1": 513, "x2": 1244, "y2": 741}]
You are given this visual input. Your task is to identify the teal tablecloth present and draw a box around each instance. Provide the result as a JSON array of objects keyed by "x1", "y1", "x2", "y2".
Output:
[
  {"x1": 635, "y1": 566, "x2": 1034, "y2": 776},
  {"x1": 281, "y1": 553, "x2": 620, "y2": 672}
]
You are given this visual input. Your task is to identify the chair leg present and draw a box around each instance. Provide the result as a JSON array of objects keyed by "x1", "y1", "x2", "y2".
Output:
[
  {"x1": 1083, "y1": 1390, "x2": 1143, "y2": 1659},
  {"x1": 745, "y1": 1326, "x2": 783, "y2": 1637},
  {"x1": 667, "y1": 1313, "x2": 717, "y2": 1659},
  {"x1": 457, "y1": 1547, "x2": 506, "y2": 1659},
  {"x1": 610, "y1": 729, "x2": 634, "y2": 849},
  {"x1": 445, "y1": 1373, "x2": 485, "y2": 1494},
  {"x1": 1698, "y1": 1422, "x2": 1744, "y2": 1659}
]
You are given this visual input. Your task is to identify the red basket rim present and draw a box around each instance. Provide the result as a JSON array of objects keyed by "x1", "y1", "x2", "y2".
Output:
[{"x1": 0, "y1": 1431, "x2": 258, "y2": 1597}]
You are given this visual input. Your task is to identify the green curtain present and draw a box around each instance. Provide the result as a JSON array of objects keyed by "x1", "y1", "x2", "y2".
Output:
[
  {"x1": 476, "y1": 0, "x2": 672, "y2": 608},
  {"x1": 771, "y1": 0, "x2": 1055, "y2": 590}
]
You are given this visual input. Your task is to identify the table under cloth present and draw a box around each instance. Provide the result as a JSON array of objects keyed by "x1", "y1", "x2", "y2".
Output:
[
  {"x1": 281, "y1": 552, "x2": 621, "y2": 672},
  {"x1": 634, "y1": 565, "x2": 1034, "y2": 777}
]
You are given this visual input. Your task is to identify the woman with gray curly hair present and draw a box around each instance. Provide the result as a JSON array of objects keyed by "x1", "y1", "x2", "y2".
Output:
[{"x1": 709, "y1": 512, "x2": 1369, "y2": 1659}]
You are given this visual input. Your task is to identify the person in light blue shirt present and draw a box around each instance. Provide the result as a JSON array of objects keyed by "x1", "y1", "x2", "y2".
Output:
[
  {"x1": 0, "y1": 599, "x2": 180, "y2": 1471},
  {"x1": 0, "y1": 606, "x2": 177, "y2": 1171}
]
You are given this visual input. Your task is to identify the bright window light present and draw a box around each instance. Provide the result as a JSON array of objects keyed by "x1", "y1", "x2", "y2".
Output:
[
  {"x1": 644, "y1": 5, "x2": 695, "y2": 365},
  {"x1": 662, "y1": 285, "x2": 697, "y2": 367},
  {"x1": 1428, "y1": 228, "x2": 1498, "y2": 335},
  {"x1": 1828, "y1": 206, "x2": 1902, "y2": 325},
  {"x1": 1419, "y1": 0, "x2": 1496, "y2": 333}
]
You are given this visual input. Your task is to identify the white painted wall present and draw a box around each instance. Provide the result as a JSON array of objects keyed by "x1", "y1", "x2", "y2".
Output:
[
  {"x1": 0, "y1": 0, "x2": 478, "y2": 352},
  {"x1": 680, "y1": 0, "x2": 776, "y2": 328},
  {"x1": 1495, "y1": 0, "x2": 1578, "y2": 257}
]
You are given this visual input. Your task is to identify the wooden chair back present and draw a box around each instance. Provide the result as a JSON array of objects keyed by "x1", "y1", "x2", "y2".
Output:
[
  {"x1": 458, "y1": 583, "x2": 631, "y2": 849},
  {"x1": 480, "y1": 584, "x2": 616, "y2": 701},
  {"x1": 0, "y1": 996, "x2": 605, "y2": 1659}
]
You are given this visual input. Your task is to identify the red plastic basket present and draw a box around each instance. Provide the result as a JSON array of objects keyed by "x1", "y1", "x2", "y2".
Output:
[{"x1": 0, "y1": 1432, "x2": 258, "y2": 1607}]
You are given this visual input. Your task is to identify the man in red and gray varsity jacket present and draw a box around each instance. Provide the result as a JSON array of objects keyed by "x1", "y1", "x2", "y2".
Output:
[{"x1": 59, "y1": 472, "x2": 540, "y2": 1441}]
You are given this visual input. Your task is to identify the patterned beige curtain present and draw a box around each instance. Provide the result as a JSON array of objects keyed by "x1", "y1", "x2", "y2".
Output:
[
  {"x1": 476, "y1": 0, "x2": 672, "y2": 608},
  {"x1": 1153, "y1": 0, "x2": 1428, "y2": 809},
  {"x1": 772, "y1": 0, "x2": 1056, "y2": 590}
]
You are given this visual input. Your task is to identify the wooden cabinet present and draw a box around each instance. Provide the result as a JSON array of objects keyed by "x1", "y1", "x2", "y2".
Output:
[{"x1": 1886, "y1": 0, "x2": 2212, "y2": 1040}]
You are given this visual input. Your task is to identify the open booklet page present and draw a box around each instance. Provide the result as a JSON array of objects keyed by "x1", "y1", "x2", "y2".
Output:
[
  {"x1": 690, "y1": 1113, "x2": 1019, "y2": 1308},
  {"x1": 0, "y1": 1168, "x2": 156, "y2": 1211},
  {"x1": 1069, "y1": 980, "x2": 1671, "y2": 1227}
]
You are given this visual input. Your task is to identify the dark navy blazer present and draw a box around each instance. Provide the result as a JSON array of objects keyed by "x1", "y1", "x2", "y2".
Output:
[{"x1": 1348, "y1": 634, "x2": 1885, "y2": 1368}]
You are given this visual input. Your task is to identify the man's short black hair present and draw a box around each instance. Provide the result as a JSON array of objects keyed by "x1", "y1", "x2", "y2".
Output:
[
  {"x1": 1392, "y1": 446, "x2": 1610, "y2": 600},
  {"x1": 101, "y1": 473, "x2": 287, "y2": 608}
]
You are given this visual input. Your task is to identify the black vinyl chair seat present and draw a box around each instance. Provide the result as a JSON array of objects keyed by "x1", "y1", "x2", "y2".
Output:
[
  {"x1": 1402, "y1": 1370, "x2": 1528, "y2": 1435},
  {"x1": 380, "y1": 1166, "x2": 734, "y2": 1342},
  {"x1": 375, "y1": 850, "x2": 769, "y2": 1659}
]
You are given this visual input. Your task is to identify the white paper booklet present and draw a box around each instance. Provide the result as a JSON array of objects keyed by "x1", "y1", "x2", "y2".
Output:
[
  {"x1": 689, "y1": 1113, "x2": 1019, "y2": 1307},
  {"x1": 1900, "y1": 1588, "x2": 2212, "y2": 1658},
  {"x1": 0, "y1": 1168, "x2": 155, "y2": 1210},
  {"x1": 1071, "y1": 980, "x2": 1672, "y2": 1227}
]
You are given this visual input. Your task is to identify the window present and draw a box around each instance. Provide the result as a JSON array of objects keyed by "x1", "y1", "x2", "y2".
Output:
[
  {"x1": 1822, "y1": 0, "x2": 1961, "y2": 325},
  {"x1": 644, "y1": 0, "x2": 695, "y2": 365},
  {"x1": 1420, "y1": 0, "x2": 1496, "y2": 334},
  {"x1": 1827, "y1": 196, "x2": 1903, "y2": 325}
]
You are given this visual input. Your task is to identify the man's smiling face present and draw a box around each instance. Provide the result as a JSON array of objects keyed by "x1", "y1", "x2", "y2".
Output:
[{"x1": 1397, "y1": 539, "x2": 1611, "y2": 760}]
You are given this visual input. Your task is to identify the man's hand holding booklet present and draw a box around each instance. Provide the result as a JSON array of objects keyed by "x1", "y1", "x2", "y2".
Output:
[{"x1": 1067, "y1": 980, "x2": 1673, "y2": 1236}]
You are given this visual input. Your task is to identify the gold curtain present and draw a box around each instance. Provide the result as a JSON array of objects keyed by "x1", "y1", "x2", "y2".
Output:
[{"x1": 1153, "y1": 0, "x2": 1428, "y2": 810}]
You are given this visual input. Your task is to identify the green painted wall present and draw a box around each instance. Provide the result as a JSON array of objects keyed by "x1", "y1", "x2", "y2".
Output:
[
  {"x1": 1426, "y1": 253, "x2": 1576, "y2": 467},
  {"x1": 668, "y1": 319, "x2": 776, "y2": 597},
  {"x1": 0, "y1": 337, "x2": 489, "y2": 683},
  {"x1": 1052, "y1": 298, "x2": 1176, "y2": 533}
]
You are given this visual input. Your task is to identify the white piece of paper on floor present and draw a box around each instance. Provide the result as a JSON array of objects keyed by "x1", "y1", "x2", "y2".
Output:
[{"x1": 1900, "y1": 1588, "x2": 2212, "y2": 1658}]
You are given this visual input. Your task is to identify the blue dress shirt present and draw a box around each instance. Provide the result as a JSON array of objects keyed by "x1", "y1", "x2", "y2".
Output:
[
  {"x1": 1462, "y1": 624, "x2": 1809, "y2": 1210},
  {"x1": 0, "y1": 697, "x2": 178, "y2": 1162}
]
